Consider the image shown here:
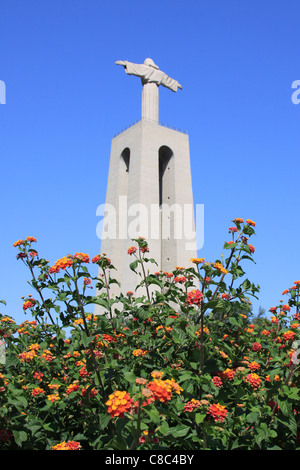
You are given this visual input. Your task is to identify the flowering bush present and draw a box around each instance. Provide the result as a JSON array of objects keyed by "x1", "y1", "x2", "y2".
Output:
[{"x1": 0, "y1": 220, "x2": 299, "y2": 450}]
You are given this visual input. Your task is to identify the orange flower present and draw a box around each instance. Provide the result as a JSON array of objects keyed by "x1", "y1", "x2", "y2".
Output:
[
  {"x1": 73, "y1": 252, "x2": 90, "y2": 263},
  {"x1": 174, "y1": 276, "x2": 186, "y2": 283},
  {"x1": 41, "y1": 349, "x2": 54, "y2": 362},
  {"x1": 81, "y1": 387, "x2": 98, "y2": 398},
  {"x1": 245, "y1": 373, "x2": 262, "y2": 389},
  {"x1": 22, "y1": 299, "x2": 36, "y2": 310},
  {"x1": 49, "y1": 256, "x2": 73, "y2": 274},
  {"x1": 248, "y1": 361, "x2": 260, "y2": 371},
  {"x1": 106, "y1": 390, "x2": 133, "y2": 418},
  {"x1": 52, "y1": 441, "x2": 81, "y2": 450},
  {"x1": 220, "y1": 368, "x2": 235, "y2": 381},
  {"x1": 151, "y1": 370, "x2": 164, "y2": 379},
  {"x1": 66, "y1": 383, "x2": 80, "y2": 394},
  {"x1": 214, "y1": 262, "x2": 228, "y2": 274},
  {"x1": 233, "y1": 218, "x2": 244, "y2": 224},
  {"x1": 147, "y1": 379, "x2": 172, "y2": 403},
  {"x1": 47, "y1": 393, "x2": 60, "y2": 403},
  {"x1": 282, "y1": 331, "x2": 296, "y2": 341},
  {"x1": 132, "y1": 349, "x2": 148, "y2": 357},
  {"x1": 190, "y1": 258, "x2": 205, "y2": 264},
  {"x1": 26, "y1": 236, "x2": 37, "y2": 243},
  {"x1": 245, "y1": 219, "x2": 256, "y2": 227},
  {"x1": 222, "y1": 293, "x2": 231, "y2": 300},
  {"x1": 13, "y1": 239, "x2": 24, "y2": 247},
  {"x1": 248, "y1": 244, "x2": 255, "y2": 253},
  {"x1": 207, "y1": 403, "x2": 227, "y2": 422},
  {"x1": 18, "y1": 350, "x2": 37, "y2": 362},
  {"x1": 33, "y1": 371, "x2": 44, "y2": 381},
  {"x1": 92, "y1": 254, "x2": 111, "y2": 265}
]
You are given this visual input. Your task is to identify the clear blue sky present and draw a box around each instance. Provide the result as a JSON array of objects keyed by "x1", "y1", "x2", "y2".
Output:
[{"x1": 1, "y1": 0, "x2": 299, "y2": 324}]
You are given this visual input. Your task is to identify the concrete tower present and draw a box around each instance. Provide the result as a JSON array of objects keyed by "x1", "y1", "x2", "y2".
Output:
[{"x1": 95, "y1": 58, "x2": 197, "y2": 307}]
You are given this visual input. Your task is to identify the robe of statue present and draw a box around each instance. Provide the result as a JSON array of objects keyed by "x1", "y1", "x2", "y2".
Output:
[{"x1": 119, "y1": 60, "x2": 182, "y2": 92}]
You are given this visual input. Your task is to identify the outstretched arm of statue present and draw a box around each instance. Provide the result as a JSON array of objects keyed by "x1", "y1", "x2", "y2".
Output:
[
  {"x1": 178, "y1": 83, "x2": 183, "y2": 90},
  {"x1": 115, "y1": 60, "x2": 126, "y2": 66}
]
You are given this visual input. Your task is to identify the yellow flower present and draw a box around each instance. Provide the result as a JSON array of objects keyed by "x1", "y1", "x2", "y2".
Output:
[
  {"x1": 214, "y1": 262, "x2": 228, "y2": 274},
  {"x1": 47, "y1": 393, "x2": 60, "y2": 402},
  {"x1": 190, "y1": 258, "x2": 205, "y2": 264},
  {"x1": 151, "y1": 370, "x2": 164, "y2": 379}
]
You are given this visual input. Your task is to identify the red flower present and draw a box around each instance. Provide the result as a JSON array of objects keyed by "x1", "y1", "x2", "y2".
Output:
[
  {"x1": 0, "y1": 429, "x2": 13, "y2": 443},
  {"x1": 184, "y1": 399, "x2": 201, "y2": 412},
  {"x1": 127, "y1": 247, "x2": 137, "y2": 255},
  {"x1": 174, "y1": 276, "x2": 186, "y2": 283},
  {"x1": 31, "y1": 387, "x2": 45, "y2": 397},
  {"x1": 212, "y1": 376, "x2": 223, "y2": 388},
  {"x1": 186, "y1": 290, "x2": 203, "y2": 306},
  {"x1": 251, "y1": 342, "x2": 262, "y2": 352}
]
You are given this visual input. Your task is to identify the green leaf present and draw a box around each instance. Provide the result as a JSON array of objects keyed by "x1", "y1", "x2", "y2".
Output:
[
  {"x1": 123, "y1": 371, "x2": 136, "y2": 384},
  {"x1": 168, "y1": 424, "x2": 189, "y2": 438},
  {"x1": 242, "y1": 279, "x2": 252, "y2": 290},
  {"x1": 129, "y1": 260, "x2": 139, "y2": 273},
  {"x1": 223, "y1": 242, "x2": 237, "y2": 250},
  {"x1": 246, "y1": 411, "x2": 259, "y2": 424},
  {"x1": 229, "y1": 317, "x2": 240, "y2": 327},
  {"x1": 159, "y1": 420, "x2": 170, "y2": 435},
  {"x1": 144, "y1": 407, "x2": 161, "y2": 425},
  {"x1": 80, "y1": 331, "x2": 93, "y2": 348},
  {"x1": 99, "y1": 413, "x2": 111, "y2": 430},
  {"x1": 13, "y1": 430, "x2": 27, "y2": 447},
  {"x1": 195, "y1": 413, "x2": 206, "y2": 424}
]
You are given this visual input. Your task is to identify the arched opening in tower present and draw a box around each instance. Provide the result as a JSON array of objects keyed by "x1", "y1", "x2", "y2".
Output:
[
  {"x1": 159, "y1": 145, "x2": 173, "y2": 207},
  {"x1": 159, "y1": 145, "x2": 175, "y2": 270},
  {"x1": 121, "y1": 147, "x2": 130, "y2": 173}
]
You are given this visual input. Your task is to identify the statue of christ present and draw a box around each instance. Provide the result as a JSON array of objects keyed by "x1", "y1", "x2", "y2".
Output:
[{"x1": 115, "y1": 58, "x2": 182, "y2": 122}]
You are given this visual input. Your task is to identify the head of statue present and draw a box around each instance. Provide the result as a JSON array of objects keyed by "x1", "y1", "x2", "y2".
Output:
[{"x1": 144, "y1": 58, "x2": 159, "y2": 70}]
